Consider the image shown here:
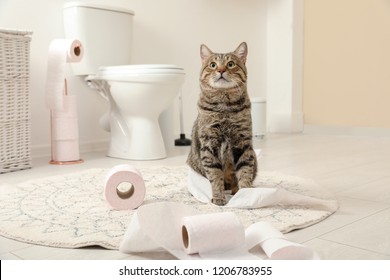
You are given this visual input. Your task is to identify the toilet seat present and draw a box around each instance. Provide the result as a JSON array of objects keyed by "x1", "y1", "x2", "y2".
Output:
[{"x1": 96, "y1": 64, "x2": 185, "y2": 79}]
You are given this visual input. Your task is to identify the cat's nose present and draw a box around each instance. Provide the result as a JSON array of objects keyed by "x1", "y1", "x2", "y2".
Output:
[{"x1": 218, "y1": 67, "x2": 226, "y2": 74}]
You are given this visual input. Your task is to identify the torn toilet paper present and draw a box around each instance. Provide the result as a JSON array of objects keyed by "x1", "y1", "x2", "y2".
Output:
[
  {"x1": 120, "y1": 202, "x2": 319, "y2": 260},
  {"x1": 188, "y1": 164, "x2": 338, "y2": 211}
]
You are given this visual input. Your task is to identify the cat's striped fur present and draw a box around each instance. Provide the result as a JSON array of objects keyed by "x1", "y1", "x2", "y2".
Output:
[{"x1": 187, "y1": 42, "x2": 257, "y2": 206}]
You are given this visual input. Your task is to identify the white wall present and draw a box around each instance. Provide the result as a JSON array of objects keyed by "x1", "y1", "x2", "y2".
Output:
[
  {"x1": 0, "y1": 0, "x2": 268, "y2": 158},
  {"x1": 0, "y1": 0, "x2": 109, "y2": 157},
  {"x1": 127, "y1": 0, "x2": 267, "y2": 136},
  {"x1": 266, "y1": 0, "x2": 304, "y2": 133}
]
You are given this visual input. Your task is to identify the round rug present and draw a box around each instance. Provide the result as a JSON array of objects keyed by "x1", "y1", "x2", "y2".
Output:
[{"x1": 0, "y1": 166, "x2": 338, "y2": 249}]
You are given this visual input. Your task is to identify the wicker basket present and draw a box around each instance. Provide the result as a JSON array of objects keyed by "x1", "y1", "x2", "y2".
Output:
[{"x1": 0, "y1": 29, "x2": 33, "y2": 173}]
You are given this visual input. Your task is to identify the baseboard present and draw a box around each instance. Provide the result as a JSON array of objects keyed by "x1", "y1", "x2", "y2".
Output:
[
  {"x1": 31, "y1": 139, "x2": 109, "y2": 159},
  {"x1": 268, "y1": 112, "x2": 304, "y2": 133},
  {"x1": 304, "y1": 125, "x2": 390, "y2": 137}
]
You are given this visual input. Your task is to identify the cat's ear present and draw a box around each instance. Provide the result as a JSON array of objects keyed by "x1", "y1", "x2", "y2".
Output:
[
  {"x1": 200, "y1": 44, "x2": 213, "y2": 64},
  {"x1": 234, "y1": 42, "x2": 248, "y2": 64}
]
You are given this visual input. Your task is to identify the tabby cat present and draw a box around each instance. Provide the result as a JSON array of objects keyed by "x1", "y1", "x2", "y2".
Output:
[{"x1": 187, "y1": 42, "x2": 257, "y2": 206}]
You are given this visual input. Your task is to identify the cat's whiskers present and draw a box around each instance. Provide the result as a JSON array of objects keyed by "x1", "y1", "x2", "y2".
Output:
[{"x1": 230, "y1": 77, "x2": 245, "y2": 97}]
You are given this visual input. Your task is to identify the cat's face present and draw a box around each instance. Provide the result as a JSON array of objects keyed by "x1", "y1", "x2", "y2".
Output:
[{"x1": 200, "y1": 42, "x2": 248, "y2": 90}]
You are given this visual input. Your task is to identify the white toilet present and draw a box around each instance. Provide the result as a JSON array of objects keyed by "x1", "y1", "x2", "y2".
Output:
[{"x1": 63, "y1": 2, "x2": 185, "y2": 160}]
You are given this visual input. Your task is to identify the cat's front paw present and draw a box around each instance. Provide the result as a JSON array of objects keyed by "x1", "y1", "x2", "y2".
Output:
[
  {"x1": 211, "y1": 197, "x2": 226, "y2": 206},
  {"x1": 238, "y1": 180, "x2": 254, "y2": 190},
  {"x1": 231, "y1": 185, "x2": 239, "y2": 195}
]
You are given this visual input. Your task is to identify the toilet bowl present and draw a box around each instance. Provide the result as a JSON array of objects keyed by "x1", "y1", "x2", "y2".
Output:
[
  {"x1": 88, "y1": 64, "x2": 185, "y2": 160},
  {"x1": 63, "y1": 2, "x2": 186, "y2": 160}
]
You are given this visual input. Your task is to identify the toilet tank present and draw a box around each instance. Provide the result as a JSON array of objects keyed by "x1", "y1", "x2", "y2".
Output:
[{"x1": 63, "y1": 2, "x2": 134, "y2": 76}]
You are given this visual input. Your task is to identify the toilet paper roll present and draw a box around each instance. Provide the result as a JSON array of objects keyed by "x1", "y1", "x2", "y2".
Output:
[
  {"x1": 104, "y1": 165, "x2": 146, "y2": 210},
  {"x1": 52, "y1": 140, "x2": 80, "y2": 162},
  {"x1": 181, "y1": 212, "x2": 245, "y2": 255},
  {"x1": 51, "y1": 95, "x2": 79, "y2": 141},
  {"x1": 52, "y1": 117, "x2": 79, "y2": 141},
  {"x1": 50, "y1": 95, "x2": 81, "y2": 162},
  {"x1": 45, "y1": 38, "x2": 83, "y2": 111},
  {"x1": 51, "y1": 94, "x2": 78, "y2": 118}
]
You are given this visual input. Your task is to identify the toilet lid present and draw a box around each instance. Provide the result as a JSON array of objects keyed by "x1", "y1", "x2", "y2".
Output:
[{"x1": 96, "y1": 64, "x2": 185, "y2": 77}]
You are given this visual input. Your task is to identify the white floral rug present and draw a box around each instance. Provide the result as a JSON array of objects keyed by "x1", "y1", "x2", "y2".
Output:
[{"x1": 0, "y1": 166, "x2": 338, "y2": 249}]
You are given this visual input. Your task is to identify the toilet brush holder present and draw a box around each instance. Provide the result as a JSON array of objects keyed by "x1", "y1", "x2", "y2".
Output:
[
  {"x1": 175, "y1": 90, "x2": 191, "y2": 146},
  {"x1": 175, "y1": 133, "x2": 192, "y2": 146}
]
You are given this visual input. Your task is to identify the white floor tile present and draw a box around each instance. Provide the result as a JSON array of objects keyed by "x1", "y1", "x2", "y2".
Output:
[
  {"x1": 285, "y1": 196, "x2": 390, "y2": 243},
  {"x1": 304, "y1": 238, "x2": 390, "y2": 260},
  {"x1": 338, "y1": 176, "x2": 390, "y2": 203},
  {"x1": 320, "y1": 208, "x2": 390, "y2": 255},
  {"x1": 11, "y1": 245, "x2": 129, "y2": 260},
  {"x1": 0, "y1": 236, "x2": 31, "y2": 254},
  {"x1": 314, "y1": 159, "x2": 390, "y2": 193},
  {"x1": 0, "y1": 252, "x2": 22, "y2": 260}
]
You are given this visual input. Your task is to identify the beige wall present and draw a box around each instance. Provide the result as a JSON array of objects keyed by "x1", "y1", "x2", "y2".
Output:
[{"x1": 303, "y1": 0, "x2": 390, "y2": 128}]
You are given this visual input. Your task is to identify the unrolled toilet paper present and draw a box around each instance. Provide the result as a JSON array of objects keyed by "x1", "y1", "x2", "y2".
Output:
[
  {"x1": 45, "y1": 39, "x2": 83, "y2": 111},
  {"x1": 187, "y1": 149, "x2": 338, "y2": 211},
  {"x1": 104, "y1": 165, "x2": 146, "y2": 210},
  {"x1": 120, "y1": 202, "x2": 319, "y2": 260}
]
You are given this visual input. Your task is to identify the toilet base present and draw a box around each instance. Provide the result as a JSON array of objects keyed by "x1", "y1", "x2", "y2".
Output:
[
  {"x1": 107, "y1": 116, "x2": 167, "y2": 160},
  {"x1": 107, "y1": 148, "x2": 166, "y2": 161}
]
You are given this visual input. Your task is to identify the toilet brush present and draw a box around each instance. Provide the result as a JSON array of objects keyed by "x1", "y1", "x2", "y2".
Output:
[{"x1": 175, "y1": 91, "x2": 191, "y2": 146}]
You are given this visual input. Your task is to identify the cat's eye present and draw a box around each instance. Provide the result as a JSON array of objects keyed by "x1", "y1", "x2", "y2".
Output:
[
  {"x1": 227, "y1": 61, "x2": 236, "y2": 69},
  {"x1": 210, "y1": 62, "x2": 217, "y2": 69}
]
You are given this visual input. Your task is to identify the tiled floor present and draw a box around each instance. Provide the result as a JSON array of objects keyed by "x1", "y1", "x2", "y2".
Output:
[{"x1": 1, "y1": 133, "x2": 390, "y2": 260}]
